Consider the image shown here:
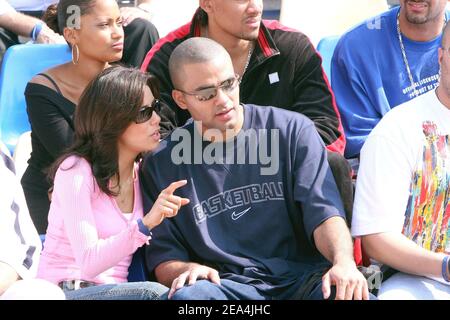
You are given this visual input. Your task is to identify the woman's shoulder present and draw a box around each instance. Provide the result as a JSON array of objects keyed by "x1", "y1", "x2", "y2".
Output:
[
  {"x1": 57, "y1": 155, "x2": 92, "y2": 177},
  {"x1": 26, "y1": 64, "x2": 68, "y2": 96},
  {"x1": 53, "y1": 155, "x2": 97, "y2": 195}
]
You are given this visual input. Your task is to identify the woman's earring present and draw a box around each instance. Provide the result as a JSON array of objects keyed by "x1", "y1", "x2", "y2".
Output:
[{"x1": 72, "y1": 44, "x2": 79, "y2": 65}]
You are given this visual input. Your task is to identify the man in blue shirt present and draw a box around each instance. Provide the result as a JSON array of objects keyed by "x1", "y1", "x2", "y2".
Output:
[
  {"x1": 332, "y1": 0, "x2": 448, "y2": 158},
  {"x1": 141, "y1": 37, "x2": 370, "y2": 300}
]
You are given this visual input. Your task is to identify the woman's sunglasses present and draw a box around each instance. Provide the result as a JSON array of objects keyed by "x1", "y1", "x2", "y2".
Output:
[{"x1": 135, "y1": 99, "x2": 161, "y2": 124}]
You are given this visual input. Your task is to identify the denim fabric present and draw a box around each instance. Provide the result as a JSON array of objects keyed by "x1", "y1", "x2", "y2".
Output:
[
  {"x1": 64, "y1": 281, "x2": 168, "y2": 300},
  {"x1": 170, "y1": 279, "x2": 270, "y2": 300},
  {"x1": 169, "y1": 279, "x2": 378, "y2": 300}
]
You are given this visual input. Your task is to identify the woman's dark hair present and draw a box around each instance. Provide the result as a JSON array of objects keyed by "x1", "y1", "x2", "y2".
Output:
[
  {"x1": 43, "y1": 0, "x2": 97, "y2": 34},
  {"x1": 49, "y1": 66, "x2": 160, "y2": 197}
]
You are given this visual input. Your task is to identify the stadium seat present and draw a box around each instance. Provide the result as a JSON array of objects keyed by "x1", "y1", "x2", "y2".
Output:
[
  {"x1": 39, "y1": 234, "x2": 46, "y2": 250},
  {"x1": 0, "y1": 139, "x2": 10, "y2": 158},
  {"x1": 316, "y1": 35, "x2": 340, "y2": 83},
  {"x1": 0, "y1": 44, "x2": 71, "y2": 153}
]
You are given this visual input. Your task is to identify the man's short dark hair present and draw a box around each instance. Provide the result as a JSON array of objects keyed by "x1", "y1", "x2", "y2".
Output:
[{"x1": 169, "y1": 37, "x2": 230, "y2": 89}]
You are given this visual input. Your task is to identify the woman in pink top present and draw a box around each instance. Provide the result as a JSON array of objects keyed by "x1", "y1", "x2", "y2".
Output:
[{"x1": 37, "y1": 66, "x2": 189, "y2": 300}]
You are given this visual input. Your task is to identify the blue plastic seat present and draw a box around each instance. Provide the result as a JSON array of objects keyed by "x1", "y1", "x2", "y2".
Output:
[
  {"x1": 316, "y1": 35, "x2": 340, "y2": 83},
  {"x1": 262, "y1": 9, "x2": 280, "y2": 20},
  {"x1": 0, "y1": 44, "x2": 71, "y2": 153}
]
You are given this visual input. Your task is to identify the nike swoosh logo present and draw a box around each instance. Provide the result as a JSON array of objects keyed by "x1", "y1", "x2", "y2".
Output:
[{"x1": 231, "y1": 207, "x2": 252, "y2": 221}]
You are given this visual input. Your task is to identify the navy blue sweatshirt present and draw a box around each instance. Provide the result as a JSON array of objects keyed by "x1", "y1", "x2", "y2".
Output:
[{"x1": 141, "y1": 104, "x2": 345, "y2": 298}]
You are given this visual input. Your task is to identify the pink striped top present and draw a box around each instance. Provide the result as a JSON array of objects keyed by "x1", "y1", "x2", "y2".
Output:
[{"x1": 37, "y1": 156, "x2": 150, "y2": 284}]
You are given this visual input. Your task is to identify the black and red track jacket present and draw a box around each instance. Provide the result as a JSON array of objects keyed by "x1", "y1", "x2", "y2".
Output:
[{"x1": 141, "y1": 9, "x2": 345, "y2": 154}]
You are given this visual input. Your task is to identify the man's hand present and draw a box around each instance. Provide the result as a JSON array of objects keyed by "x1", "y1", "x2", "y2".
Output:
[
  {"x1": 313, "y1": 217, "x2": 368, "y2": 300},
  {"x1": 120, "y1": 7, "x2": 152, "y2": 27},
  {"x1": 322, "y1": 261, "x2": 369, "y2": 300},
  {"x1": 168, "y1": 264, "x2": 220, "y2": 299},
  {"x1": 36, "y1": 24, "x2": 65, "y2": 44}
]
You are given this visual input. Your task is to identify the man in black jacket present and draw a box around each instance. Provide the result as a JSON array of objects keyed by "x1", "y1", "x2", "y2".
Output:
[{"x1": 141, "y1": 0, "x2": 353, "y2": 222}]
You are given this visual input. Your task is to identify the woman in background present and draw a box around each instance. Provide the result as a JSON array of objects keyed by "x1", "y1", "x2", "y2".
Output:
[{"x1": 23, "y1": 0, "x2": 126, "y2": 233}]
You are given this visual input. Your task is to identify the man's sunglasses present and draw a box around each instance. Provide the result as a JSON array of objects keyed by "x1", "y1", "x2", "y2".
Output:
[
  {"x1": 177, "y1": 75, "x2": 240, "y2": 102},
  {"x1": 135, "y1": 99, "x2": 161, "y2": 124}
]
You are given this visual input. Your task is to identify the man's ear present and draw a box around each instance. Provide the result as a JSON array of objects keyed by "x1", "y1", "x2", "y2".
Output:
[
  {"x1": 172, "y1": 90, "x2": 189, "y2": 110},
  {"x1": 199, "y1": 0, "x2": 213, "y2": 13}
]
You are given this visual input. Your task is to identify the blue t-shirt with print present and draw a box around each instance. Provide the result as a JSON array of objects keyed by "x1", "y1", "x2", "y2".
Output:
[
  {"x1": 332, "y1": 7, "x2": 449, "y2": 158},
  {"x1": 141, "y1": 104, "x2": 345, "y2": 299}
]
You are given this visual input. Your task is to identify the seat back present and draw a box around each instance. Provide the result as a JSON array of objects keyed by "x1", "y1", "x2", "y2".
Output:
[
  {"x1": 0, "y1": 44, "x2": 71, "y2": 153},
  {"x1": 316, "y1": 35, "x2": 340, "y2": 83}
]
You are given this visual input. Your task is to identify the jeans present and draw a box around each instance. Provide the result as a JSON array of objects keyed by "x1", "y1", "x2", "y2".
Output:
[
  {"x1": 169, "y1": 279, "x2": 378, "y2": 300},
  {"x1": 64, "y1": 281, "x2": 168, "y2": 300},
  {"x1": 169, "y1": 279, "x2": 270, "y2": 300}
]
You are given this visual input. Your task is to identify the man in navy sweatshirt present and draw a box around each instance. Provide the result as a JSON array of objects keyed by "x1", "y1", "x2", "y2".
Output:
[{"x1": 141, "y1": 37, "x2": 371, "y2": 300}]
